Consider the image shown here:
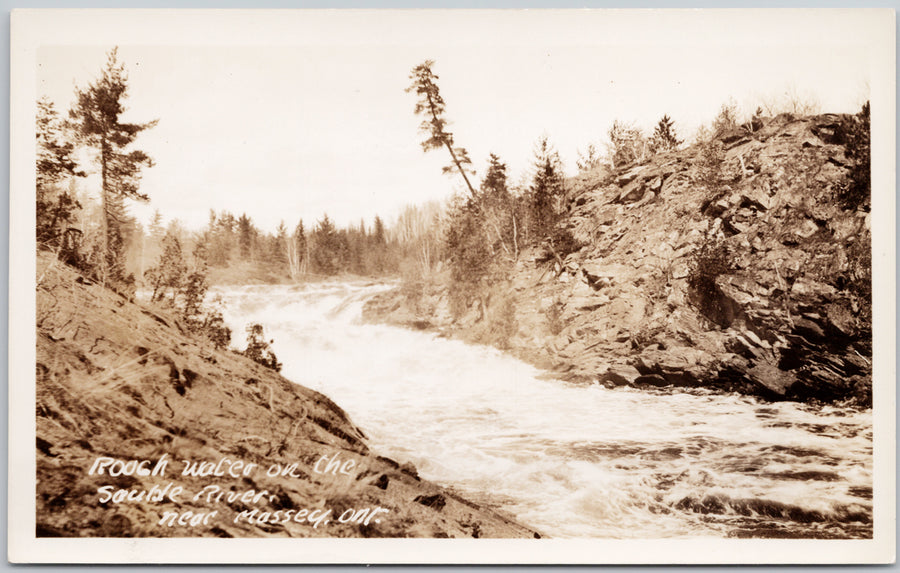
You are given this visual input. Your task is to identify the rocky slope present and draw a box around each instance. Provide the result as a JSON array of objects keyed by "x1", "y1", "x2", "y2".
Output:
[
  {"x1": 35, "y1": 252, "x2": 539, "y2": 538},
  {"x1": 364, "y1": 113, "x2": 872, "y2": 405}
]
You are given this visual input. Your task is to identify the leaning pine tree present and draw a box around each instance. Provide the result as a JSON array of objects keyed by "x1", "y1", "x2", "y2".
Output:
[
  {"x1": 69, "y1": 47, "x2": 157, "y2": 287},
  {"x1": 406, "y1": 60, "x2": 477, "y2": 197}
]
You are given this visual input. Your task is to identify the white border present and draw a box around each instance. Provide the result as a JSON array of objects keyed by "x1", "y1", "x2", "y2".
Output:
[{"x1": 9, "y1": 8, "x2": 897, "y2": 564}]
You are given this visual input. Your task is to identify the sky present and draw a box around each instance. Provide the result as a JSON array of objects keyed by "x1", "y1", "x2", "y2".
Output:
[{"x1": 33, "y1": 9, "x2": 882, "y2": 234}]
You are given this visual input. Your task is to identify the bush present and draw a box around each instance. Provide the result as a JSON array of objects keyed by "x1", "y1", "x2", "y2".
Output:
[
  {"x1": 242, "y1": 323, "x2": 282, "y2": 372},
  {"x1": 607, "y1": 120, "x2": 646, "y2": 168},
  {"x1": 200, "y1": 296, "x2": 232, "y2": 350},
  {"x1": 488, "y1": 292, "x2": 518, "y2": 349},
  {"x1": 544, "y1": 298, "x2": 565, "y2": 336},
  {"x1": 687, "y1": 239, "x2": 735, "y2": 325},
  {"x1": 696, "y1": 140, "x2": 726, "y2": 193}
]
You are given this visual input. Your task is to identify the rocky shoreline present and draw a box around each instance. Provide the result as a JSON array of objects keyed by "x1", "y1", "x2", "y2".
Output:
[
  {"x1": 35, "y1": 252, "x2": 540, "y2": 538},
  {"x1": 363, "y1": 113, "x2": 872, "y2": 407}
]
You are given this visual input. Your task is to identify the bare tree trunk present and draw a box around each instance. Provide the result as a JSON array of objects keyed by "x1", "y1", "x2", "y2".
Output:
[{"x1": 424, "y1": 91, "x2": 478, "y2": 198}]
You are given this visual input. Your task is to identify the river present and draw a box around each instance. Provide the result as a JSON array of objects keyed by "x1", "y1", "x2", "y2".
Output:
[{"x1": 213, "y1": 281, "x2": 873, "y2": 539}]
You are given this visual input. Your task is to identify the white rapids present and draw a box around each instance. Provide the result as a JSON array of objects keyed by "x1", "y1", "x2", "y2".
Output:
[{"x1": 213, "y1": 282, "x2": 873, "y2": 539}]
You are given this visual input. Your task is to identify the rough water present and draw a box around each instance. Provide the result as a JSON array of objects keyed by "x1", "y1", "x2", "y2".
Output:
[{"x1": 214, "y1": 282, "x2": 873, "y2": 539}]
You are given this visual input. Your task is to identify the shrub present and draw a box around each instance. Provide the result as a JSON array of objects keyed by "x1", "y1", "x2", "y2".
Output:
[
  {"x1": 712, "y1": 99, "x2": 740, "y2": 134},
  {"x1": 607, "y1": 120, "x2": 646, "y2": 168},
  {"x1": 242, "y1": 323, "x2": 282, "y2": 372},
  {"x1": 696, "y1": 140, "x2": 726, "y2": 193},
  {"x1": 200, "y1": 296, "x2": 232, "y2": 350},
  {"x1": 687, "y1": 238, "x2": 735, "y2": 325},
  {"x1": 488, "y1": 292, "x2": 518, "y2": 349},
  {"x1": 544, "y1": 298, "x2": 565, "y2": 336},
  {"x1": 146, "y1": 231, "x2": 187, "y2": 303}
]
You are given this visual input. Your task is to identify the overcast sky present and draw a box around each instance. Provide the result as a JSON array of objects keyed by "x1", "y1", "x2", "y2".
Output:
[{"x1": 34, "y1": 10, "x2": 881, "y2": 233}]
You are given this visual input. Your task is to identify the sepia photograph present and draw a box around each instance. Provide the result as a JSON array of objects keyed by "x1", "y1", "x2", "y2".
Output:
[{"x1": 9, "y1": 7, "x2": 896, "y2": 564}]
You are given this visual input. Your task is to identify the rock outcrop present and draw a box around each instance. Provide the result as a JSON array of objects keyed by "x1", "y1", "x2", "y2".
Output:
[
  {"x1": 35, "y1": 252, "x2": 539, "y2": 538},
  {"x1": 364, "y1": 113, "x2": 872, "y2": 405}
]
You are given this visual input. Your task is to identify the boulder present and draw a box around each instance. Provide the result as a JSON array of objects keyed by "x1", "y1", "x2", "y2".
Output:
[
  {"x1": 635, "y1": 374, "x2": 668, "y2": 387},
  {"x1": 618, "y1": 177, "x2": 647, "y2": 203},
  {"x1": 737, "y1": 360, "x2": 799, "y2": 399},
  {"x1": 599, "y1": 364, "x2": 642, "y2": 386},
  {"x1": 615, "y1": 165, "x2": 647, "y2": 186},
  {"x1": 718, "y1": 126, "x2": 750, "y2": 145},
  {"x1": 792, "y1": 317, "x2": 826, "y2": 341},
  {"x1": 790, "y1": 277, "x2": 837, "y2": 301}
]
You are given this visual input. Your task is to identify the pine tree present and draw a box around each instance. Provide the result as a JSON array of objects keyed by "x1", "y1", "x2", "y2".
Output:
[
  {"x1": 69, "y1": 48, "x2": 157, "y2": 285},
  {"x1": 406, "y1": 60, "x2": 477, "y2": 197},
  {"x1": 273, "y1": 221, "x2": 289, "y2": 266},
  {"x1": 237, "y1": 213, "x2": 253, "y2": 260},
  {"x1": 372, "y1": 216, "x2": 386, "y2": 245},
  {"x1": 528, "y1": 137, "x2": 566, "y2": 241},
  {"x1": 145, "y1": 230, "x2": 187, "y2": 302},
  {"x1": 288, "y1": 219, "x2": 308, "y2": 278},
  {"x1": 148, "y1": 209, "x2": 164, "y2": 241},
  {"x1": 649, "y1": 115, "x2": 682, "y2": 153},
  {"x1": 36, "y1": 97, "x2": 83, "y2": 250},
  {"x1": 479, "y1": 153, "x2": 518, "y2": 260},
  {"x1": 312, "y1": 214, "x2": 345, "y2": 275}
]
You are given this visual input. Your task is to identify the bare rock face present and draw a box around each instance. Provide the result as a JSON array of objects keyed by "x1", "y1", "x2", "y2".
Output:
[
  {"x1": 364, "y1": 113, "x2": 871, "y2": 406},
  {"x1": 35, "y1": 254, "x2": 540, "y2": 539}
]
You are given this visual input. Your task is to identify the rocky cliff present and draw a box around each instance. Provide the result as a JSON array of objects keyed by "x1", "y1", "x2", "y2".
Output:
[
  {"x1": 35, "y1": 252, "x2": 539, "y2": 538},
  {"x1": 364, "y1": 113, "x2": 872, "y2": 405}
]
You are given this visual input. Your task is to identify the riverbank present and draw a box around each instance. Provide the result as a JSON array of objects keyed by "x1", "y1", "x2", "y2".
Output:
[
  {"x1": 35, "y1": 252, "x2": 540, "y2": 538},
  {"x1": 363, "y1": 113, "x2": 872, "y2": 406}
]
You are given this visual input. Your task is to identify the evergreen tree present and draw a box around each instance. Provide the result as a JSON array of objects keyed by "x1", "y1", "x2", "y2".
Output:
[
  {"x1": 312, "y1": 213, "x2": 346, "y2": 275},
  {"x1": 69, "y1": 48, "x2": 157, "y2": 284},
  {"x1": 479, "y1": 153, "x2": 518, "y2": 260},
  {"x1": 372, "y1": 216, "x2": 386, "y2": 245},
  {"x1": 36, "y1": 97, "x2": 83, "y2": 249},
  {"x1": 406, "y1": 60, "x2": 477, "y2": 197},
  {"x1": 273, "y1": 221, "x2": 289, "y2": 266},
  {"x1": 145, "y1": 230, "x2": 187, "y2": 302},
  {"x1": 649, "y1": 115, "x2": 682, "y2": 153},
  {"x1": 288, "y1": 219, "x2": 308, "y2": 278},
  {"x1": 528, "y1": 137, "x2": 566, "y2": 241},
  {"x1": 445, "y1": 196, "x2": 492, "y2": 318},
  {"x1": 237, "y1": 213, "x2": 253, "y2": 260},
  {"x1": 148, "y1": 209, "x2": 164, "y2": 242}
]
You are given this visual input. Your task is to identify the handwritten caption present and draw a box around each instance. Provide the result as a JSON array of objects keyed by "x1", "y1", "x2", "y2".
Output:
[{"x1": 88, "y1": 452, "x2": 389, "y2": 530}]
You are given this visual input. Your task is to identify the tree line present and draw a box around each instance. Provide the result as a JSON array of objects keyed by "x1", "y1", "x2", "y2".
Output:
[{"x1": 36, "y1": 48, "x2": 440, "y2": 295}]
